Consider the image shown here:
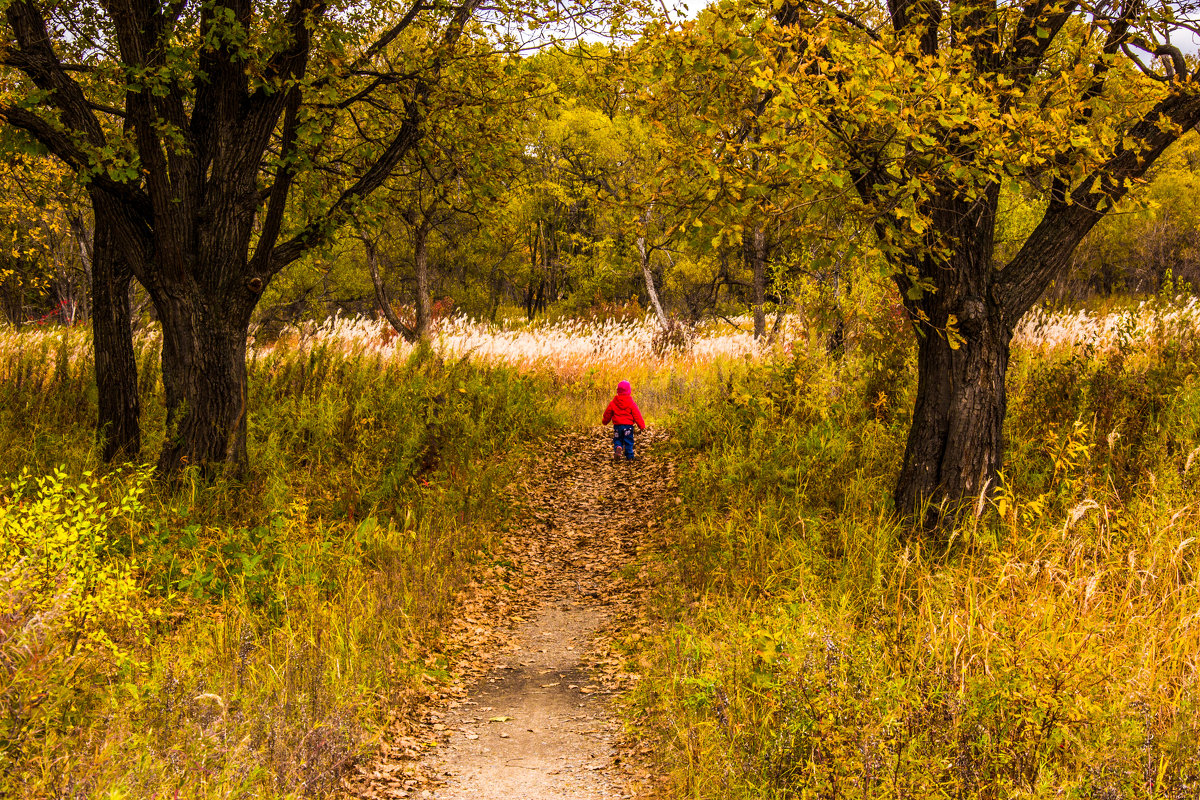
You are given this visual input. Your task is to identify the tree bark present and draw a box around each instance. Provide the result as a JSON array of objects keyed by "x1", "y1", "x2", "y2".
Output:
[
  {"x1": 891, "y1": 189, "x2": 1008, "y2": 524},
  {"x1": 413, "y1": 219, "x2": 432, "y2": 339},
  {"x1": 155, "y1": 290, "x2": 252, "y2": 475},
  {"x1": 65, "y1": 208, "x2": 93, "y2": 322},
  {"x1": 637, "y1": 239, "x2": 668, "y2": 328},
  {"x1": 747, "y1": 226, "x2": 767, "y2": 339},
  {"x1": 893, "y1": 294, "x2": 1010, "y2": 525},
  {"x1": 90, "y1": 205, "x2": 140, "y2": 462},
  {"x1": 636, "y1": 205, "x2": 668, "y2": 327},
  {"x1": 487, "y1": 262, "x2": 501, "y2": 322},
  {"x1": 365, "y1": 237, "x2": 418, "y2": 342},
  {"x1": 1, "y1": 0, "x2": 445, "y2": 477},
  {"x1": 767, "y1": 301, "x2": 788, "y2": 345},
  {"x1": 826, "y1": 260, "x2": 846, "y2": 355}
]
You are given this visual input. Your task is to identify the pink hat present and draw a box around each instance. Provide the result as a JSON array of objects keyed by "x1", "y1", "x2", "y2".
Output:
[{"x1": 617, "y1": 380, "x2": 631, "y2": 394}]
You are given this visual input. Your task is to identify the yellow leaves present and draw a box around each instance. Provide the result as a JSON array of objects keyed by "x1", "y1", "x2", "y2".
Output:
[
  {"x1": 944, "y1": 313, "x2": 964, "y2": 350},
  {"x1": 1, "y1": 466, "x2": 155, "y2": 664}
]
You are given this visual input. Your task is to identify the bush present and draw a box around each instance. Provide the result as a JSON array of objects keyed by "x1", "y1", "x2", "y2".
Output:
[{"x1": 1, "y1": 468, "x2": 154, "y2": 796}]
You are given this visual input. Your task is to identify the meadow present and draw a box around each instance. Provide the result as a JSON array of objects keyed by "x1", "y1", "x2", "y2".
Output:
[
  {"x1": 2, "y1": 299, "x2": 1199, "y2": 798},
  {"x1": 633, "y1": 295, "x2": 1200, "y2": 798},
  {"x1": 0, "y1": 313, "x2": 759, "y2": 798}
]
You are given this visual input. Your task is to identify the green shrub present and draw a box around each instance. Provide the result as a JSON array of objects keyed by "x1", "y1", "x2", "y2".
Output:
[{"x1": 1, "y1": 468, "x2": 154, "y2": 796}]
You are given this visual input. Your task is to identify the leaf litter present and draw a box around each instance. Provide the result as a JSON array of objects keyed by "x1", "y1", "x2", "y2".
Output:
[{"x1": 344, "y1": 427, "x2": 675, "y2": 799}]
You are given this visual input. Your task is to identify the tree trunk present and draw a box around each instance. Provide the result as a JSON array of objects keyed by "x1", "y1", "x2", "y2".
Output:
[
  {"x1": 637, "y1": 240, "x2": 668, "y2": 328},
  {"x1": 156, "y1": 292, "x2": 251, "y2": 475},
  {"x1": 637, "y1": 206, "x2": 668, "y2": 327},
  {"x1": 894, "y1": 303, "x2": 1010, "y2": 525},
  {"x1": 413, "y1": 219, "x2": 432, "y2": 339},
  {"x1": 747, "y1": 226, "x2": 767, "y2": 339},
  {"x1": 891, "y1": 190, "x2": 1013, "y2": 526},
  {"x1": 487, "y1": 262, "x2": 501, "y2": 322},
  {"x1": 826, "y1": 260, "x2": 846, "y2": 355},
  {"x1": 767, "y1": 301, "x2": 788, "y2": 345},
  {"x1": 65, "y1": 209, "x2": 94, "y2": 323},
  {"x1": 91, "y1": 207, "x2": 141, "y2": 462},
  {"x1": 364, "y1": 237, "x2": 417, "y2": 342}
]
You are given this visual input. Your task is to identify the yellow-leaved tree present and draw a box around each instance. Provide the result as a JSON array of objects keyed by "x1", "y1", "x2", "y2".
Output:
[{"x1": 645, "y1": 0, "x2": 1200, "y2": 523}]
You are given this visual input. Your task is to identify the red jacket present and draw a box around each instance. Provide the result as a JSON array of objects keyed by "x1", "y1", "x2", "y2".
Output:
[{"x1": 603, "y1": 383, "x2": 645, "y2": 429}]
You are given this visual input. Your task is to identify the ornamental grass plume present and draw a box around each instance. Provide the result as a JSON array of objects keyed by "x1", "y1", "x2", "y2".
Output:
[
  {"x1": 256, "y1": 313, "x2": 771, "y2": 378},
  {"x1": 1013, "y1": 296, "x2": 1200, "y2": 354}
]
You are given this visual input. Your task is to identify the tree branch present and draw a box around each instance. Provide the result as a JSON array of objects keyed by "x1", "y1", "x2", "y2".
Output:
[
  {"x1": 1000, "y1": 0, "x2": 1080, "y2": 95},
  {"x1": 996, "y1": 90, "x2": 1200, "y2": 322},
  {"x1": 4, "y1": 0, "x2": 108, "y2": 144},
  {"x1": 0, "y1": 105, "x2": 152, "y2": 218},
  {"x1": 248, "y1": 86, "x2": 305, "y2": 275},
  {"x1": 267, "y1": 99, "x2": 425, "y2": 274},
  {"x1": 265, "y1": 0, "x2": 481, "y2": 275}
]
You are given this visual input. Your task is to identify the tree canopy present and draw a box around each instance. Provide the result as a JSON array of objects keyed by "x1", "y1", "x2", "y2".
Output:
[{"x1": 1, "y1": 0, "x2": 1198, "y2": 512}]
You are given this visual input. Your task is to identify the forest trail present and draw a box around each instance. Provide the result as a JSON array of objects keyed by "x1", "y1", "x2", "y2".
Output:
[{"x1": 350, "y1": 427, "x2": 676, "y2": 799}]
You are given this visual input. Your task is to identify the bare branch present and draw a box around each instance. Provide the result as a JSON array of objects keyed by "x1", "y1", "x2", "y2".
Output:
[{"x1": 4, "y1": 0, "x2": 108, "y2": 144}]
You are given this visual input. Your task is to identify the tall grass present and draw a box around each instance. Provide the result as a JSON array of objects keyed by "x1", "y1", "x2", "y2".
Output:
[
  {"x1": 263, "y1": 313, "x2": 784, "y2": 424},
  {"x1": 8, "y1": 298, "x2": 1195, "y2": 798},
  {"x1": 0, "y1": 329, "x2": 559, "y2": 798},
  {"x1": 633, "y1": 299, "x2": 1200, "y2": 799}
]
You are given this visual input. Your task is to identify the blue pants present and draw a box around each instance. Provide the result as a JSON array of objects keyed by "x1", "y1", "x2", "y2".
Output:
[{"x1": 613, "y1": 424, "x2": 635, "y2": 460}]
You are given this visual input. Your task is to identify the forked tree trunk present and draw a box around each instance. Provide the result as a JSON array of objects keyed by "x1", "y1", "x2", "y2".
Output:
[
  {"x1": 91, "y1": 208, "x2": 141, "y2": 462},
  {"x1": 156, "y1": 291, "x2": 251, "y2": 475},
  {"x1": 365, "y1": 238, "x2": 418, "y2": 342},
  {"x1": 893, "y1": 297, "x2": 1010, "y2": 524},
  {"x1": 891, "y1": 189, "x2": 1012, "y2": 525}
]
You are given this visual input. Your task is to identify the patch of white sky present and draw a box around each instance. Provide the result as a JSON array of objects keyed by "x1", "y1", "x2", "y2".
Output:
[
  {"x1": 496, "y1": 0, "x2": 1199, "y2": 61},
  {"x1": 570, "y1": 0, "x2": 1195, "y2": 51}
]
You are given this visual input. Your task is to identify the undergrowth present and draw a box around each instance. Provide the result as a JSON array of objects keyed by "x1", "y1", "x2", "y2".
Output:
[
  {"x1": 0, "y1": 332, "x2": 558, "y2": 798},
  {"x1": 634, "y1": 302, "x2": 1200, "y2": 799}
]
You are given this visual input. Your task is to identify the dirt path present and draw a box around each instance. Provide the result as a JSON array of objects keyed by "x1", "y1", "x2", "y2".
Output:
[{"x1": 351, "y1": 427, "x2": 674, "y2": 799}]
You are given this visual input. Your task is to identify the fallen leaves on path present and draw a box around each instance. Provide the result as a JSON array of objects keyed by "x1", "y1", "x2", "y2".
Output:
[{"x1": 343, "y1": 426, "x2": 676, "y2": 800}]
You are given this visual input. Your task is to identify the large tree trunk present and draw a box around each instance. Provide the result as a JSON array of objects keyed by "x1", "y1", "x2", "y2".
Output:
[
  {"x1": 156, "y1": 293, "x2": 251, "y2": 475},
  {"x1": 893, "y1": 296, "x2": 1010, "y2": 524},
  {"x1": 91, "y1": 207, "x2": 141, "y2": 462},
  {"x1": 892, "y1": 189, "x2": 1010, "y2": 524}
]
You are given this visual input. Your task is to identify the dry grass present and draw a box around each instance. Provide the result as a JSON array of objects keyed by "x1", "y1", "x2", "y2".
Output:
[
  {"x1": 0, "y1": 340, "x2": 559, "y2": 799},
  {"x1": 262, "y1": 313, "x2": 773, "y2": 373},
  {"x1": 3, "y1": 298, "x2": 1198, "y2": 798},
  {"x1": 1013, "y1": 296, "x2": 1200, "y2": 354},
  {"x1": 630, "y1": 298, "x2": 1200, "y2": 799}
]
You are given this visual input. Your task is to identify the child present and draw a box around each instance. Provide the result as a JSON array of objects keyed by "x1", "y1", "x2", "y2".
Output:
[{"x1": 602, "y1": 380, "x2": 646, "y2": 461}]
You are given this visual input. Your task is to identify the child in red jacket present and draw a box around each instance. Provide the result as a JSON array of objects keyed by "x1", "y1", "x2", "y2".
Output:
[{"x1": 603, "y1": 380, "x2": 646, "y2": 461}]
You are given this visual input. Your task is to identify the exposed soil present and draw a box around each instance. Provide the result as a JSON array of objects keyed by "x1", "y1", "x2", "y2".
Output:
[{"x1": 348, "y1": 426, "x2": 675, "y2": 799}]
